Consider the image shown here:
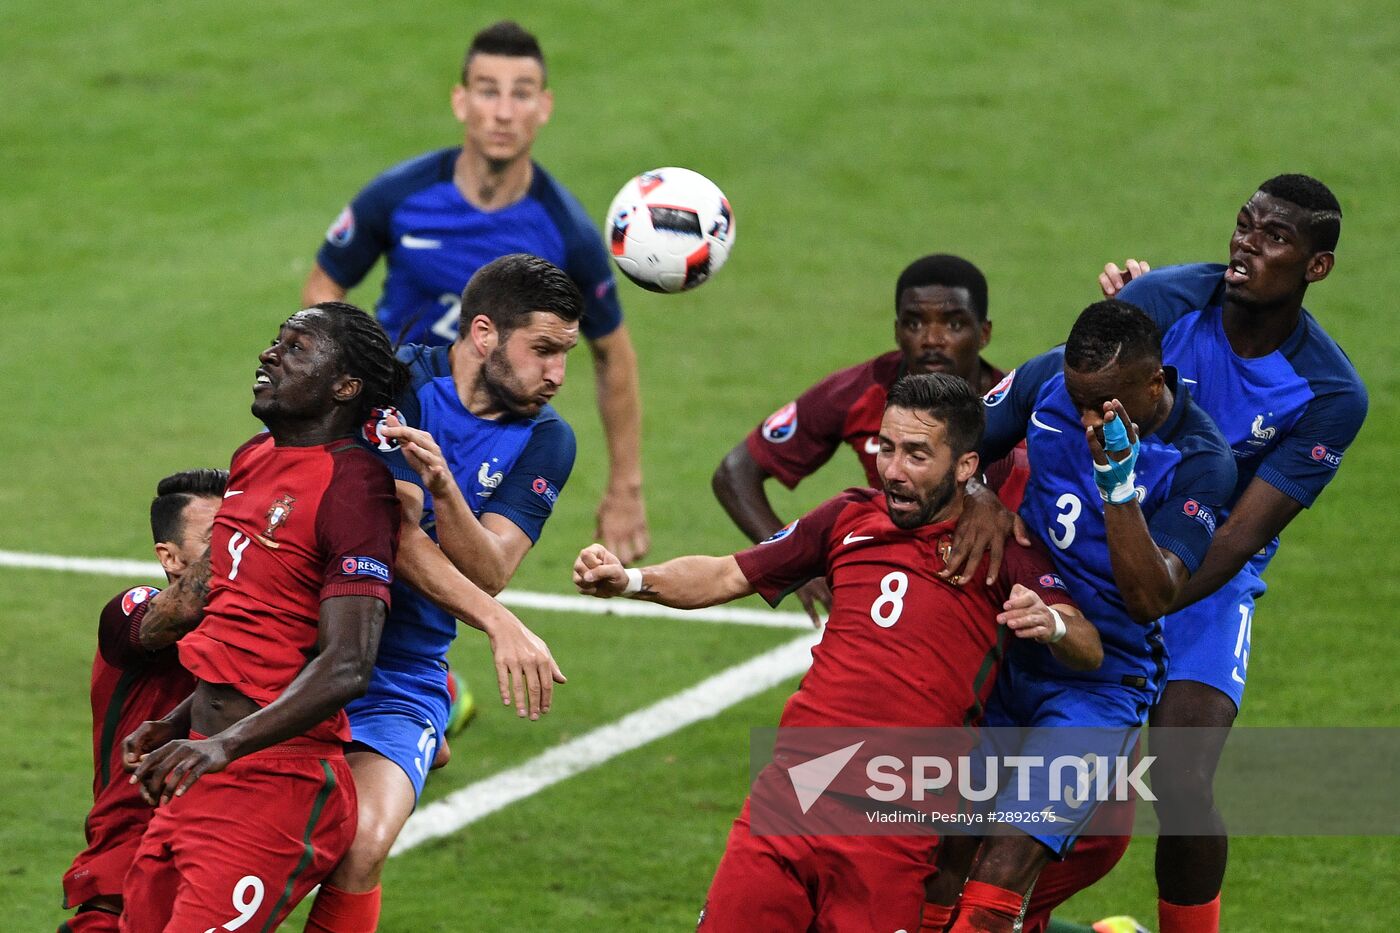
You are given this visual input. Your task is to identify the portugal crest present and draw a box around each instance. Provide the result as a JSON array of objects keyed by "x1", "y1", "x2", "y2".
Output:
[{"x1": 260, "y1": 493, "x2": 296, "y2": 547}]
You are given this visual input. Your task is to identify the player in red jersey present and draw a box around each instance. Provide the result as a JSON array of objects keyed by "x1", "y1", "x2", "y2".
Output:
[
  {"x1": 57, "y1": 469, "x2": 226, "y2": 933},
  {"x1": 576, "y1": 374, "x2": 1102, "y2": 932},
  {"x1": 118, "y1": 303, "x2": 405, "y2": 933},
  {"x1": 714, "y1": 254, "x2": 1026, "y2": 624}
]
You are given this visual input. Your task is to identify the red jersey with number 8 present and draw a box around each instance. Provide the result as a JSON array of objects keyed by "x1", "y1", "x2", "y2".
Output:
[
  {"x1": 178, "y1": 434, "x2": 400, "y2": 743},
  {"x1": 734, "y1": 487, "x2": 1074, "y2": 729}
]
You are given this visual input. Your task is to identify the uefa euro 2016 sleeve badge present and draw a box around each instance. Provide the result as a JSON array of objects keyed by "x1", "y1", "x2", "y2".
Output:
[{"x1": 258, "y1": 494, "x2": 296, "y2": 549}]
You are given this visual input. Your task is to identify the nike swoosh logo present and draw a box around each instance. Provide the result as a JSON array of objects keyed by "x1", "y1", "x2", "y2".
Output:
[
  {"x1": 223, "y1": 490, "x2": 244, "y2": 498},
  {"x1": 842, "y1": 532, "x2": 874, "y2": 545},
  {"x1": 400, "y1": 234, "x2": 442, "y2": 249},
  {"x1": 1181, "y1": 377, "x2": 1198, "y2": 385},
  {"x1": 1030, "y1": 412, "x2": 1062, "y2": 433},
  {"x1": 863, "y1": 437, "x2": 880, "y2": 455}
]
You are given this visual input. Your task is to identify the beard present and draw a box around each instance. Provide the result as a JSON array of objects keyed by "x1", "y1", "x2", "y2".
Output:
[
  {"x1": 884, "y1": 468, "x2": 959, "y2": 529},
  {"x1": 480, "y1": 346, "x2": 544, "y2": 418}
]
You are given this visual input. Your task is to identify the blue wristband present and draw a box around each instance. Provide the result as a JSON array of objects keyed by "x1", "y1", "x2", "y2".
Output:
[{"x1": 1094, "y1": 418, "x2": 1139, "y2": 503}]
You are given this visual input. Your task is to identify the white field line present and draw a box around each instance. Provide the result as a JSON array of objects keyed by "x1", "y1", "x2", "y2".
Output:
[
  {"x1": 1, "y1": 546, "x2": 812, "y2": 855},
  {"x1": 0, "y1": 549, "x2": 813, "y2": 629},
  {"x1": 392, "y1": 630, "x2": 820, "y2": 855}
]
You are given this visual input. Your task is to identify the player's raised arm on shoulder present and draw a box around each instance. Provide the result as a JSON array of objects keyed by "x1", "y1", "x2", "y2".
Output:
[
  {"x1": 139, "y1": 549, "x2": 212, "y2": 651},
  {"x1": 1098, "y1": 260, "x2": 1151, "y2": 299},
  {"x1": 574, "y1": 544, "x2": 754, "y2": 609}
]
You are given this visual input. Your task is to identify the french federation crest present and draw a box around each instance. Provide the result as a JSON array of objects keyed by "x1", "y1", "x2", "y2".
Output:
[{"x1": 260, "y1": 493, "x2": 296, "y2": 547}]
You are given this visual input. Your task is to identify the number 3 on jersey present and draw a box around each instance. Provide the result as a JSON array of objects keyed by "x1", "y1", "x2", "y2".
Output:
[
  {"x1": 1048, "y1": 492, "x2": 1082, "y2": 550},
  {"x1": 870, "y1": 571, "x2": 908, "y2": 628}
]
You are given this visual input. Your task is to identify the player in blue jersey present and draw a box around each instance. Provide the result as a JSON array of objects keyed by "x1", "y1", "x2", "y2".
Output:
[
  {"x1": 302, "y1": 254, "x2": 577, "y2": 933},
  {"x1": 303, "y1": 20, "x2": 650, "y2": 564},
  {"x1": 1098, "y1": 175, "x2": 1367, "y2": 933},
  {"x1": 924, "y1": 301, "x2": 1236, "y2": 933}
]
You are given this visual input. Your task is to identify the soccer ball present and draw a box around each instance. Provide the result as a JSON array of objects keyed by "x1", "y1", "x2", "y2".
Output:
[{"x1": 605, "y1": 167, "x2": 734, "y2": 293}]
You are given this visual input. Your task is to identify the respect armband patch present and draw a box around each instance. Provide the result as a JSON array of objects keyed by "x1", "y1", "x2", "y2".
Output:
[{"x1": 340, "y1": 556, "x2": 391, "y2": 582}]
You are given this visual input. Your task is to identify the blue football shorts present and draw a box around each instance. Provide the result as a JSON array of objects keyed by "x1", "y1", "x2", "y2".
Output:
[
  {"x1": 345, "y1": 654, "x2": 451, "y2": 800},
  {"x1": 1163, "y1": 552, "x2": 1270, "y2": 711},
  {"x1": 972, "y1": 664, "x2": 1153, "y2": 856}
]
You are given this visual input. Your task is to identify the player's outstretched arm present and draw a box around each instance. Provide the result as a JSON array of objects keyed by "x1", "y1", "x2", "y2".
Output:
[
  {"x1": 712, "y1": 441, "x2": 831, "y2": 625},
  {"x1": 1087, "y1": 401, "x2": 1188, "y2": 621},
  {"x1": 139, "y1": 549, "x2": 212, "y2": 650},
  {"x1": 301, "y1": 262, "x2": 349, "y2": 306},
  {"x1": 1169, "y1": 478, "x2": 1303, "y2": 613},
  {"x1": 397, "y1": 522, "x2": 564, "y2": 720},
  {"x1": 574, "y1": 543, "x2": 754, "y2": 610},
  {"x1": 997, "y1": 584, "x2": 1102, "y2": 671},
  {"x1": 588, "y1": 325, "x2": 650, "y2": 564},
  {"x1": 385, "y1": 418, "x2": 528, "y2": 595}
]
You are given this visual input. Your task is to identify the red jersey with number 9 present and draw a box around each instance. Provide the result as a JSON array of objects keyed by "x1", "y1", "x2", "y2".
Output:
[
  {"x1": 734, "y1": 488, "x2": 1074, "y2": 729},
  {"x1": 178, "y1": 433, "x2": 400, "y2": 743}
]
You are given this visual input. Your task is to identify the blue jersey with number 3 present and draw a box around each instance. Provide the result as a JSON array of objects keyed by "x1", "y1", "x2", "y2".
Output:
[
  {"x1": 981, "y1": 349, "x2": 1236, "y2": 690},
  {"x1": 316, "y1": 148, "x2": 622, "y2": 347}
]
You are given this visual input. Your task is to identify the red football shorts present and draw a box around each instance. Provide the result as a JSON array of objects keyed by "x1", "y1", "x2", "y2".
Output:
[
  {"x1": 699, "y1": 796, "x2": 937, "y2": 932},
  {"x1": 119, "y1": 736, "x2": 356, "y2": 933}
]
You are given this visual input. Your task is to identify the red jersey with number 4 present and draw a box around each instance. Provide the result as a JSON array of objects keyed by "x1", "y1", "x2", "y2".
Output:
[
  {"x1": 178, "y1": 434, "x2": 400, "y2": 744},
  {"x1": 734, "y1": 487, "x2": 1074, "y2": 729},
  {"x1": 62, "y1": 587, "x2": 197, "y2": 908},
  {"x1": 745, "y1": 351, "x2": 1029, "y2": 508}
]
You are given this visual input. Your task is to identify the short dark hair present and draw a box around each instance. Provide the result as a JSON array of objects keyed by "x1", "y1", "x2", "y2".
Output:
[
  {"x1": 463, "y1": 20, "x2": 546, "y2": 86},
  {"x1": 895, "y1": 254, "x2": 989, "y2": 321},
  {"x1": 302, "y1": 301, "x2": 411, "y2": 423},
  {"x1": 885, "y1": 373, "x2": 985, "y2": 456},
  {"x1": 1064, "y1": 300, "x2": 1163, "y2": 372},
  {"x1": 460, "y1": 253, "x2": 584, "y2": 340},
  {"x1": 1258, "y1": 173, "x2": 1342, "y2": 253},
  {"x1": 150, "y1": 469, "x2": 228, "y2": 544}
]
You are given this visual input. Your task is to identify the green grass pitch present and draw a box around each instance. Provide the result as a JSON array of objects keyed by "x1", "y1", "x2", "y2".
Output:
[{"x1": 3, "y1": 0, "x2": 1398, "y2": 928}]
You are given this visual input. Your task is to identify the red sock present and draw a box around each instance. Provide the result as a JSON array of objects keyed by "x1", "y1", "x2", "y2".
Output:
[
  {"x1": 920, "y1": 901, "x2": 955, "y2": 932},
  {"x1": 948, "y1": 881, "x2": 1024, "y2": 933},
  {"x1": 1158, "y1": 894, "x2": 1220, "y2": 933},
  {"x1": 304, "y1": 884, "x2": 382, "y2": 933}
]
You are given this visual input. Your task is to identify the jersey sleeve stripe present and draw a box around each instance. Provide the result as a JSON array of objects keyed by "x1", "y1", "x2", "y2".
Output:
[
  {"x1": 1254, "y1": 464, "x2": 1319, "y2": 507},
  {"x1": 1150, "y1": 530, "x2": 1205, "y2": 576},
  {"x1": 97, "y1": 668, "x2": 142, "y2": 787}
]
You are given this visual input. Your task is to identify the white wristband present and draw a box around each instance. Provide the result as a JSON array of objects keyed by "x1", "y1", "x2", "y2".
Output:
[
  {"x1": 621, "y1": 567, "x2": 644, "y2": 597},
  {"x1": 1047, "y1": 606, "x2": 1067, "y2": 643}
]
